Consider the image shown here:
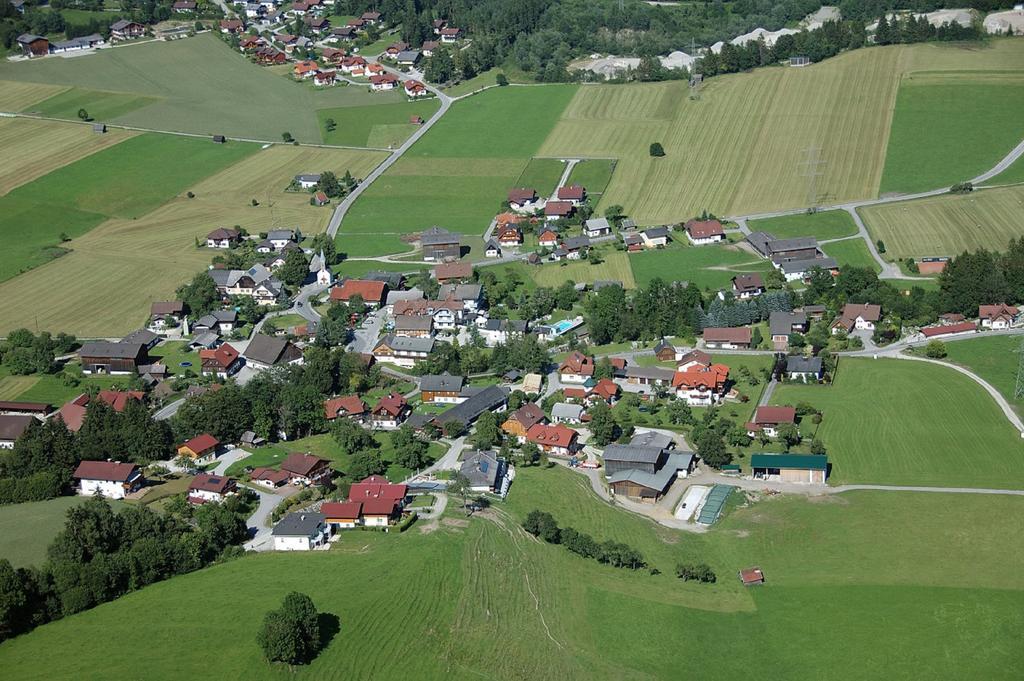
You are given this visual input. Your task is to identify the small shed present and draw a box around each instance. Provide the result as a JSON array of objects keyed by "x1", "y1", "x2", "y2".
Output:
[
  {"x1": 212, "y1": 134, "x2": 226, "y2": 143},
  {"x1": 739, "y1": 567, "x2": 765, "y2": 586},
  {"x1": 92, "y1": 123, "x2": 107, "y2": 134},
  {"x1": 790, "y1": 55, "x2": 810, "y2": 67}
]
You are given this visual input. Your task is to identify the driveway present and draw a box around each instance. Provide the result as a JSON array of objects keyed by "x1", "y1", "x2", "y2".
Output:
[
  {"x1": 212, "y1": 448, "x2": 252, "y2": 476},
  {"x1": 347, "y1": 307, "x2": 385, "y2": 354},
  {"x1": 244, "y1": 484, "x2": 303, "y2": 551}
]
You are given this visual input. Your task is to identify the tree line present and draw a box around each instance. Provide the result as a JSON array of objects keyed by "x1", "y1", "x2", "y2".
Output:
[
  {"x1": 0, "y1": 495, "x2": 249, "y2": 642},
  {"x1": 522, "y1": 510, "x2": 647, "y2": 570}
]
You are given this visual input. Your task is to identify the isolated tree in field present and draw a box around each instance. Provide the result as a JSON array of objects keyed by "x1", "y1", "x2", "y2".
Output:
[
  {"x1": 649, "y1": 142, "x2": 665, "y2": 157},
  {"x1": 282, "y1": 131, "x2": 294, "y2": 143},
  {"x1": 258, "y1": 591, "x2": 323, "y2": 666},
  {"x1": 923, "y1": 340, "x2": 947, "y2": 359},
  {"x1": 77, "y1": 108, "x2": 89, "y2": 121},
  {"x1": 324, "y1": 118, "x2": 336, "y2": 132},
  {"x1": 496, "y1": 72, "x2": 508, "y2": 86}
]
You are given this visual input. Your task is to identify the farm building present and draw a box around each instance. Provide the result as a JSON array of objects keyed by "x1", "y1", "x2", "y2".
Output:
[
  {"x1": 79, "y1": 341, "x2": 149, "y2": 375},
  {"x1": 751, "y1": 453, "x2": 828, "y2": 483},
  {"x1": 0, "y1": 414, "x2": 36, "y2": 449},
  {"x1": 420, "y1": 227, "x2": 461, "y2": 261}
]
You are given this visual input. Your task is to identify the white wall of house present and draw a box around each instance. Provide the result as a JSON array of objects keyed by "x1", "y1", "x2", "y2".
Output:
[
  {"x1": 362, "y1": 514, "x2": 389, "y2": 527},
  {"x1": 78, "y1": 479, "x2": 128, "y2": 499},
  {"x1": 686, "y1": 234, "x2": 723, "y2": 246},
  {"x1": 559, "y1": 372, "x2": 587, "y2": 384},
  {"x1": 854, "y1": 317, "x2": 875, "y2": 330}
]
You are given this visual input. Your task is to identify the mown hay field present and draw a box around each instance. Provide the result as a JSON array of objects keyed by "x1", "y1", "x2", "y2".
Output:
[
  {"x1": 0, "y1": 465, "x2": 1021, "y2": 680},
  {"x1": 0, "y1": 118, "x2": 135, "y2": 196},
  {"x1": 530, "y1": 251, "x2": 636, "y2": 288},
  {"x1": 0, "y1": 145, "x2": 386, "y2": 336},
  {"x1": 316, "y1": 99, "x2": 441, "y2": 148},
  {"x1": 0, "y1": 34, "x2": 404, "y2": 140},
  {"x1": 821, "y1": 237, "x2": 881, "y2": 272},
  {"x1": 0, "y1": 80, "x2": 67, "y2": 111},
  {"x1": 630, "y1": 241, "x2": 770, "y2": 290},
  {"x1": 771, "y1": 358, "x2": 1024, "y2": 487},
  {"x1": 859, "y1": 184, "x2": 1024, "y2": 258},
  {"x1": 747, "y1": 209, "x2": 859, "y2": 240},
  {"x1": 943, "y1": 334, "x2": 1024, "y2": 415}
]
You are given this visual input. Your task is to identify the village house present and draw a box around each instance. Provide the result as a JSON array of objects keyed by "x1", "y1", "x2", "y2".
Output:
[
  {"x1": 978, "y1": 304, "x2": 1020, "y2": 329},
  {"x1": 320, "y1": 501, "x2": 362, "y2": 529},
  {"x1": 206, "y1": 227, "x2": 241, "y2": 248},
  {"x1": 420, "y1": 227, "x2": 461, "y2": 261},
  {"x1": 48, "y1": 34, "x2": 104, "y2": 54},
  {"x1": 557, "y1": 184, "x2": 586, "y2": 205},
  {"x1": 460, "y1": 450, "x2": 513, "y2": 495},
  {"x1": 16, "y1": 33, "x2": 49, "y2": 57},
  {"x1": 313, "y1": 69, "x2": 338, "y2": 87},
  {"x1": 769, "y1": 310, "x2": 808, "y2": 350},
  {"x1": 361, "y1": 10, "x2": 382, "y2": 24},
  {"x1": 537, "y1": 227, "x2": 559, "y2": 247},
  {"x1": 148, "y1": 301, "x2": 185, "y2": 332},
  {"x1": 589, "y1": 378, "x2": 620, "y2": 404},
  {"x1": 397, "y1": 50, "x2": 421, "y2": 66},
  {"x1": 240, "y1": 35, "x2": 266, "y2": 51},
  {"x1": 484, "y1": 239, "x2": 502, "y2": 258},
  {"x1": 0, "y1": 414, "x2": 35, "y2": 449},
  {"x1": 501, "y1": 403, "x2": 547, "y2": 443},
  {"x1": 544, "y1": 200, "x2": 574, "y2": 221},
  {"x1": 508, "y1": 187, "x2": 540, "y2": 212},
  {"x1": 370, "y1": 73, "x2": 400, "y2": 91},
  {"x1": 778, "y1": 256, "x2": 839, "y2": 283},
  {"x1": 404, "y1": 78, "x2": 428, "y2": 96},
  {"x1": 432, "y1": 18, "x2": 448, "y2": 33},
  {"x1": 394, "y1": 314, "x2": 435, "y2": 337},
  {"x1": 745, "y1": 406, "x2": 797, "y2": 438},
  {"x1": 251, "y1": 467, "x2": 290, "y2": 488},
  {"x1": 475, "y1": 318, "x2": 527, "y2": 346},
  {"x1": 731, "y1": 273, "x2": 764, "y2": 299},
  {"x1": 73, "y1": 461, "x2": 143, "y2": 499},
  {"x1": 370, "y1": 393, "x2": 410, "y2": 429},
  {"x1": 685, "y1": 219, "x2": 726, "y2": 245},
  {"x1": 703, "y1": 327, "x2": 752, "y2": 350},
  {"x1": 433, "y1": 261, "x2": 473, "y2": 284},
  {"x1": 672, "y1": 363, "x2": 729, "y2": 405},
  {"x1": 786, "y1": 356, "x2": 824, "y2": 382},
  {"x1": 751, "y1": 453, "x2": 828, "y2": 484},
  {"x1": 110, "y1": 19, "x2": 145, "y2": 40},
  {"x1": 439, "y1": 26, "x2": 462, "y2": 42},
  {"x1": 584, "y1": 217, "x2": 612, "y2": 238},
  {"x1": 79, "y1": 341, "x2": 149, "y2": 375},
  {"x1": 272, "y1": 512, "x2": 329, "y2": 551},
  {"x1": 641, "y1": 226, "x2": 670, "y2": 248},
  {"x1": 746, "y1": 233, "x2": 821, "y2": 261},
  {"x1": 122, "y1": 329, "x2": 160, "y2": 352},
  {"x1": 281, "y1": 453, "x2": 332, "y2": 486},
  {"x1": 559, "y1": 351, "x2": 595, "y2": 383},
  {"x1": 555, "y1": 235, "x2": 590, "y2": 261},
  {"x1": 220, "y1": 19, "x2": 245, "y2": 33},
  {"x1": 193, "y1": 310, "x2": 237, "y2": 335},
  {"x1": 324, "y1": 395, "x2": 368, "y2": 422},
  {"x1": 621, "y1": 366, "x2": 675, "y2": 388},
  {"x1": 372, "y1": 335, "x2": 434, "y2": 367},
  {"x1": 430, "y1": 385, "x2": 509, "y2": 430},
  {"x1": 551, "y1": 402, "x2": 584, "y2": 424},
  {"x1": 255, "y1": 46, "x2": 287, "y2": 64},
  {"x1": 243, "y1": 334, "x2": 304, "y2": 370},
  {"x1": 177, "y1": 433, "x2": 220, "y2": 462},
  {"x1": 321, "y1": 46, "x2": 347, "y2": 64},
  {"x1": 339, "y1": 55, "x2": 367, "y2": 72},
  {"x1": 200, "y1": 343, "x2": 241, "y2": 378},
  {"x1": 438, "y1": 283, "x2": 483, "y2": 312},
  {"x1": 526, "y1": 423, "x2": 580, "y2": 456},
  {"x1": 419, "y1": 374, "x2": 471, "y2": 404},
  {"x1": 188, "y1": 474, "x2": 237, "y2": 504},
  {"x1": 831, "y1": 303, "x2": 882, "y2": 335},
  {"x1": 495, "y1": 223, "x2": 523, "y2": 246},
  {"x1": 304, "y1": 15, "x2": 330, "y2": 33},
  {"x1": 330, "y1": 279, "x2": 389, "y2": 308},
  {"x1": 55, "y1": 391, "x2": 144, "y2": 432}
]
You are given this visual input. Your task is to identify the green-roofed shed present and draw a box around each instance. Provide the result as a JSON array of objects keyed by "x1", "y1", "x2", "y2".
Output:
[{"x1": 750, "y1": 453, "x2": 828, "y2": 483}]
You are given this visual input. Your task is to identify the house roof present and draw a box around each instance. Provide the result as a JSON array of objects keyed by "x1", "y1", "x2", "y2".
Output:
[
  {"x1": 151, "y1": 301, "x2": 184, "y2": 316},
  {"x1": 505, "y1": 403, "x2": 546, "y2": 429},
  {"x1": 324, "y1": 395, "x2": 367, "y2": 418},
  {"x1": 376, "y1": 334, "x2": 435, "y2": 354},
  {"x1": 979, "y1": 304, "x2": 1018, "y2": 320},
  {"x1": 349, "y1": 475, "x2": 406, "y2": 501},
  {"x1": 181, "y1": 433, "x2": 219, "y2": 453},
  {"x1": 527, "y1": 423, "x2": 578, "y2": 448},
  {"x1": 243, "y1": 334, "x2": 301, "y2": 366},
  {"x1": 841, "y1": 303, "x2": 882, "y2": 322},
  {"x1": 591, "y1": 378, "x2": 619, "y2": 400},
  {"x1": 433, "y1": 261, "x2": 473, "y2": 280},
  {"x1": 677, "y1": 349, "x2": 711, "y2": 367},
  {"x1": 251, "y1": 467, "x2": 290, "y2": 484},
  {"x1": 753, "y1": 406, "x2": 796, "y2": 425},
  {"x1": 551, "y1": 402, "x2": 583, "y2": 420},
  {"x1": 438, "y1": 283, "x2": 481, "y2": 301},
  {"x1": 281, "y1": 453, "x2": 329, "y2": 477},
  {"x1": 921, "y1": 321, "x2": 976, "y2": 337},
  {"x1": 420, "y1": 374, "x2": 465, "y2": 392},
  {"x1": 361, "y1": 498, "x2": 398, "y2": 516},
  {"x1": 73, "y1": 460, "x2": 139, "y2": 482},
  {"x1": 394, "y1": 314, "x2": 434, "y2": 331},
  {"x1": 460, "y1": 450, "x2": 502, "y2": 488},
  {"x1": 0, "y1": 401, "x2": 51, "y2": 415},
  {"x1": 562, "y1": 235, "x2": 590, "y2": 250},
  {"x1": 373, "y1": 392, "x2": 408, "y2": 417},
  {"x1": 321, "y1": 501, "x2": 362, "y2": 520},
  {"x1": 623, "y1": 366, "x2": 675, "y2": 381},
  {"x1": 557, "y1": 185, "x2": 585, "y2": 201},
  {"x1": 685, "y1": 219, "x2": 724, "y2": 238},
  {"x1": 584, "y1": 217, "x2": 611, "y2": 232},
  {"x1": 560, "y1": 351, "x2": 594, "y2": 375},
  {"x1": 433, "y1": 385, "x2": 509, "y2": 426},
  {"x1": 420, "y1": 226, "x2": 460, "y2": 246},
  {"x1": 779, "y1": 257, "x2": 838, "y2": 275},
  {"x1": 507, "y1": 187, "x2": 537, "y2": 203},
  {"x1": 630, "y1": 430, "x2": 674, "y2": 450},
  {"x1": 272, "y1": 512, "x2": 325, "y2": 537},
  {"x1": 642, "y1": 226, "x2": 670, "y2": 239},
  {"x1": 732, "y1": 273, "x2": 764, "y2": 292},
  {"x1": 189, "y1": 473, "x2": 234, "y2": 495},
  {"x1": 122, "y1": 328, "x2": 158, "y2": 346},
  {"x1": 750, "y1": 453, "x2": 828, "y2": 471},
  {"x1": 606, "y1": 465, "x2": 678, "y2": 493},
  {"x1": 768, "y1": 311, "x2": 807, "y2": 337},
  {"x1": 672, "y1": 364, "x2": 729, "y2": 390},
  {"x1": 785, "y1": 356, "x2": 822, "y2": 373},
  {"x1": 0, "y1": 414, "x2": 35, "y2": 442},
  {"x1": 602, "y1": 443, "x2": 663, "y2": 464},
  {"x1": 97, "y1": 390, "x2": 145, "y2": 412},
  {"x1": 544, "y1": 200, "x2": 573, "y2": 217},
  {"x1": 703, "y1": 327, "x2": 752, "y2": 344},
  {"x1": 80, "y1": 341, "x2": 146, "y2": 360}
]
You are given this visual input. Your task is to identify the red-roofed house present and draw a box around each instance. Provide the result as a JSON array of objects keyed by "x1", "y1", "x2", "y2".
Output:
[
  {"x1": 330, "y1": 279, "x2": 388, "y2": 307},
  {"x1": 703, "y1": 327, "x2": 752, "y2": 349},
  {"x1": 526, "y1": 423, "x2": 579, "y2": 456},
  {"x1": 321, "y1": 501, "x2": 363, "y2": 528},
  {"x1": 404, "y1": 79, "x2": 428, "y2": 97},
  {"x1": 559, "y1": 351, "x2": 594, "y2": 383},
  {"x1": 220, "y1": 19, "x2": 244, "y2": 33},
  {"x1": 370, "y1": 392, "x2": 410, "y2": 429},
  {"x1": 370, "y1": 73, "x2": 400, "y2": 91},
  {"x1": 544, "y1": 200, "x2": 573, "y2": 220},
  {"x1": 349, "y1": 474, "x2": 407, "y2": 502},
  {"x1": 685, "y1": 219, "x2": 725, "y2": 245},
  {"x1": 433, "y1": 261, "x2": 473, "y2": 283},
  {"x1": 745, "y1": 406, "x2": 796, "y2": 438},
  {"x1": 361, "y1": 498, "x2": 399, "y2": 526},
  {"x1": 324, "y1": 395, "x2": 369, "y2": 421},
  {"x1": 508, "y1": 188, "x2": 539, "y2": 212},
  {"x1": 439, "y1": 26, "x2": 462, "y2": 42},
  {"x1": 537, "y1": 228, "x2": 559, "y2": 247},
  {"x1": 979, "y1": 304, "x2": 1020, "y2": 330},
  {"x1": 73, "y1": 461, "x2": 143, "y2": 499},
  {"x1": 672, "y1": 364, "x2": 729, "y2": 405},
  {"x1": 497, "y1": 223, "x2": 523, "y2": 246},
  {"x1": 57, "y1": 390, "x2": 145, "y2": 432},
  {"x1": 589, "y1": 378, "x2": 620, "y2": 404},
  {"x1": 188, "y1": 473, "x2": 237, "y2": 504},
  {"x1": 177, "y1": 433, "x2": 220, "y2": 462},
  {"x1": 556, "y1": 184, "x2": 586, "y2": 205},
  {"x1": 339, "y1": 55, "x2": 367, "y2": 73},
  {"x1": 200, "y1": 344, "x2": 241, "y2": 378},
  {"x1": 920, "y1": 321, "x2": 976, "y2": 338},
  {"x1": 280, "y1": 453, "x2": 332, "y2": 486},
  {"x1": 314, "y1": 70, "x2": 338, "y2": 87},
  {"x1": 251, "y1": 467, "x2": 290, "y2": 488},
  {"x1": 294, "y1": 59, "x2": 319, "y2": 79}
]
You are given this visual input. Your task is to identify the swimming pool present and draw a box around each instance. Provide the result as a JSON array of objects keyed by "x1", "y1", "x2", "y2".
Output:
[{"x1": 551, "y1": 319, "x2": 577, "y2": 334}]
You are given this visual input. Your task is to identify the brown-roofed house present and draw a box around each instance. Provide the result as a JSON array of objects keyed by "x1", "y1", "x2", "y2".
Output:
[
  {"x1": 731, "y1": 273, "x2": 764, "y2": 299},
  {"x1": 557, "y1": 184, "x2": 586, "y2": 204},
  {"x1": 0, "y1": 414, "x2": 36, "y2": 448},
  {"x1": 324, "y1": 395, "x2": 368, "y2": 421},
  {"x1": 330, "y1": 279, "x2": 388, "y2": 307},
  {"x1": 702, "y1": 327, "x2": 752, "y2": 349},
  {"x1": 544, "y1": 200, "x2": 574, "y2": 220},
  {"x1": 685, "y1": 219, "x2": 725, "y2": 245},
  {"x1": 745, "y1": 406, "x2": 797, "y2": 437},
  {"x1": 433, "y1": 261, "x2": 473, "y2": 283},
  {"x1": 188, "y1": 473, "x2": 237, "y2": 504},
  {"x1": 559, "y1": 351, "x2": 595, "y2": 383},
  {"x1": 200, "y1": 344, "x2": 241, "y2": 378},
  {"x1": 73, "y1": 461, "x2": 143, "y2": 499},
  {"x1": 280, "y1": 453, "x2": 331, "y2": 486},
  {"x1": 508, "y1": 187, "x2": 538, "y2": 210},
  {"x1": 501, "y1": 403, "x2": 547, "y2": 441},
  {"x1": 831, "y1": 303, "x2": 882, "y2": 335},
  {"x1": 177, "y1": 433, "x2": 220, "y2": 461},
  {"x1": 526, "y1": 423, "x2": 579, "y2": 456},
  {"x1": 979, "y1": 304, "x2": 1020, "y2": 329}
]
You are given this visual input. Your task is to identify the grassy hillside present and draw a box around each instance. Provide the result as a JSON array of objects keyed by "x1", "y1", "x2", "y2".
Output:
[
  {"x1": 770, "y1": 357, "x2": 1024, "y2": 487},
  {"x1": 943, "y1": 334, "x2": 1024, "y2": 416},
  {"x1": 0, "y1": 34, "x2": 405, "y2": 140},
  {"x1": 860, "y1": 184, "x2": 1024, "y2": 258},
  {"x1": 0, "y1": 496, "x2": 125, "y2": 568},
  {"x1": 0, "y1": 467, "x2": 1020, "y2": 680}
]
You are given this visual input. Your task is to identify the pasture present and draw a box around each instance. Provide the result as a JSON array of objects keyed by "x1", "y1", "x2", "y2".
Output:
[
  {"x1": 0, "y1": 118, "x2": 135, "y2": 196},
  {"x1": 316, "y1": 99, "x2": 441, "y2": 147},
  {"x1": 859, "y1": 184, "x2": 1024, "y2": 258},
  {"x1": 338, "y1": 86, "x2": 577, "y2": 255},
  {"x1": 821, "y1": 237, "x2": 881, "y2": 272},
  {"x1": 878, "y1": 72, "x2": 1024, "y2": 194},
  {"x1": 0, "y1": 80, "x2": 67, "y2": 111},
  {"x1": 0, "y1": 34, "x2": 404, "y2": 140},
  {"x1": 514, "y1": 158, "x2": 567, "y2": 197},
  {"x1": 530, "y1": 251, "x2": 636, "y2": 289},
  {"x1": 747, "y1": 209, "x2": 858, "y2": 240},
  {"x1": 943, "y1": 334, "x2": 1024, "y2": 415},
  {"x1": 566, "y1": 158, "x2": 616, "y2": 198},
  {"x1": 989, "y1": 153, "x2": 1024, "y2": 186},
  {"x1": 770, "y1": 358, "x2": 1024, "y2": 488},
  {"x1": 29, "y1": 88, "x2": 157, "y2": 123},
  {"x1": 0, "y1": 133, "x2": 256, "y2": 284},
  {"x1": 0, "y1": 496, "x2": 125, "y2": 568},
  {"x1": 0, "y1": 144, "x2": 386, "y2": 336},
  {"x1": 0, "y1": 466, "x2": 1020, "y2": 680},
  {"x1": 629, "y1": 242, "x2": 770, "y2": 290}
]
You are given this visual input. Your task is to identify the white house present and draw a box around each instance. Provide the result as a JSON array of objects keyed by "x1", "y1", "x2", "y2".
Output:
[
  {"x1": 372, "y1": 335, "x2": 434, "y2": 367},
  {"x1": 551, "y1": 402, "x2": 584, "y2": 424},
  {"x1": 640, "y1": 226, "x2": 670, "y2": 248},
  {"x1": 188, "y1": 474, "x2": 237, "y2": 504},
  {"x1": 979, "y1": 304, "x2": 1020, "y2": 329},
  {"x1": 684, "y1": 219, "x2": 725, "y2": 245},
  {"x1": 267, "y1": 229, "x2": 298, "y2": 249},
  {"x1": 584, "y1": 217, "x2": 612, "y2": 238},
  {"x1": 72, "y1": 461, "x2": 143, "y2": 500},
  {"x1": 831, "y1": 303, "x2": 882, "y2": 334},
  {"x1": 508, "y1": 187, "x2": 540, "y2": 212},
  {"x1": 272, "y1": 512, "x2": 329, "y2": 551}
]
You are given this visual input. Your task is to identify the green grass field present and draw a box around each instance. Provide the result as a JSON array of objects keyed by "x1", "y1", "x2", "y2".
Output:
[
  {"x1": 0, "y1": 133, "x2": 256, "y2": 283},
  {"x1": 30, "y1": 88, "x2": 157, "y2": 123},
  {"x1": 566, "y1": 158, "x2": 615, "y2": 198},
  {"x1": 338, "y1": 86, "x2": 577, "y2": 255},
  {"x1": 747, "y1": 209, "x2": 859, "y2": 240},
  {"x1": 860, "y1": 184, "x2": 1024, "y2": 258},
  {"x1": 530, "y1": 251, "x2": 636, "y2": 288},
  {"x1": 879, "y1": 73, "x2": 1024, "y2": 194},
  {"x1": 770, "y1": 357, "x2": 1024, "y2": 487},
  {"x1": 1, "y1": 466, "x2": 1020, "y2": 680},
  {"x1": 513, "y1": 158, "x2": 567, "y2": 197},
  {"x1": 987, "y1": 152, "x2": 1024, "y2": 186},
  {"x1": 316, "y1": 100, "x2": 441, "y2": 147},
  {"x1": 629, "y1": 242, "x2": 770, "y2": 290},
  {"x1": 822, "y1": 237, "x2": 881, "y2": 273},
  {"x1": 0, "y1": 34, "x2": 405, "y2": 140},
  {"x1": 0, "y1": 496, "x2": 125, "y2": 568},
  {"x1": 943, "y1": 334, "x2": 1024, "y2": 416}
]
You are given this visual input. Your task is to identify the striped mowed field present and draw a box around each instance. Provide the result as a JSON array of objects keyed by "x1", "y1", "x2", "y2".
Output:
[
  {"x1": 0, "y1": 80, "x2": 67, "y2": 111},
  {"x1": 0, "y1": 145, "x2": 387, "y2": 336},
  {"x1": 859, "y1": 184, "x2": 1024, "y2": 258}
]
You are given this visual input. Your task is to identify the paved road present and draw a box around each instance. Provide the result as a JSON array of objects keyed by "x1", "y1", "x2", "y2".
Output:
[
  {"x1": 154, "y1": 398, "x2": 185, "y2": 420},
  {"x1": 244, "y1": 484, "x2": 302, "y2": 551},
  {"x1": 211, "y1": 448, "x2": 252, "y2": 476},
  {"x1": 407, "y1": 436, "x2": 467, "y2": 481},
  {"x1": 757, "y1": 378, "x2": 778, "y2": 407},
  {"x1": 346, "y1": 307, "x2": 386, "y2": 353}
]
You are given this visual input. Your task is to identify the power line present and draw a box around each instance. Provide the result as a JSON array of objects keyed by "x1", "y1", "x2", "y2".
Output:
[{"x1": 798, "y1": 146, "x2": 826, "y2": 207}]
